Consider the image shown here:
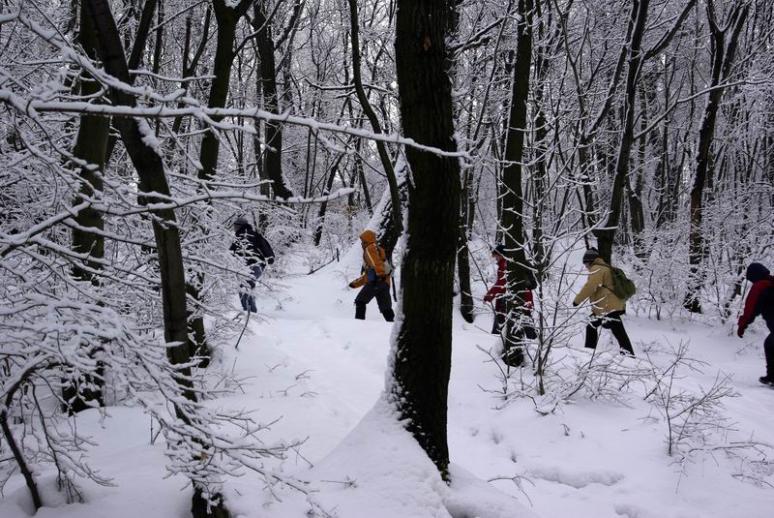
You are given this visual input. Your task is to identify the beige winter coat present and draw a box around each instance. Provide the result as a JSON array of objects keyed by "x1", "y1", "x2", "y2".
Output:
[{"x1": 573, "y1": 258, "x2": 625, "y2": 315}]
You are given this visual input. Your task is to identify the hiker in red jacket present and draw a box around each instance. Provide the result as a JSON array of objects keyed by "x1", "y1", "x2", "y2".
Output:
[
  {"x1": 483, "y1": 245, "x2": 534, "y2": 336},
  {"x1": 737, "y1": 263, "x2": 774, "y2": 386}
]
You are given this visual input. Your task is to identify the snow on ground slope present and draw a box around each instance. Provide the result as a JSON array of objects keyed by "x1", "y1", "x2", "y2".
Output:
[{"x1": 2, "y1": 248, "x2": 773, "y2": 517}]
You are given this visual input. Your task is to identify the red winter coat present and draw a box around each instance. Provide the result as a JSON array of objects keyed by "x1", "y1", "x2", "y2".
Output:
[
  {"x1": 738, "y1": 275, "x2": 774, "y2": 334},
  {"x1": 483, "y1": 255, "x2": 533, "y2": 310}
]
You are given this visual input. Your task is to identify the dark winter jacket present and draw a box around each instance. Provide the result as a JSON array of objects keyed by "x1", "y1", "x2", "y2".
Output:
[
  {"x1": 230, "y1": 225, "x2": 274, "y2": 267},
  {"x1": 738, "y1": 263, "x2": 774, "y2": 333}
]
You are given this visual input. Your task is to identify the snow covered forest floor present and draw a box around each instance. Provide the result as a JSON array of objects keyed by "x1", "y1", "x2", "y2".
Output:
[{"x1": 2, "y1": 244, "x2": 773, "y2": 518}]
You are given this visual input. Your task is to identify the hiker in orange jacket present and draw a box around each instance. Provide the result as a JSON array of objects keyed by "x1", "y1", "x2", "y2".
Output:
[{"x1": 348, "y1": 230, "x2": 394, "y2": 322}]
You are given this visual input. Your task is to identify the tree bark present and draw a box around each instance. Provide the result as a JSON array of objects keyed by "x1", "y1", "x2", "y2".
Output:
[
  {"x1": 199, "y1": 0, "x2": 251, "y2": 183},
  {"x1": 500, "y1": 0, "x2": 535, "y2": 366},
  {"x1": 348, "y1": 0, "x2": 403, "y2": 235},
  {"x1": 684, "y1": 0, "x2": 749, "y2": 313},
  {"x1": 65, "y1": 0, "x2": 110, "y2": 414},
  {"x1": 595, "y1": 0, "x2": 649, "y2": 264},
  {"x1": 84, "y1": 2, "x2": 228, "y2": 515},
  {"x1": 253, "y1": 0, "x2": 293, "y2": 199},
  {"x1": 392, "y1": 0, "x2": 460, "y2": 481},
  {"x1": 457, "y1": 168, "x2": 475, "y2": 323}
]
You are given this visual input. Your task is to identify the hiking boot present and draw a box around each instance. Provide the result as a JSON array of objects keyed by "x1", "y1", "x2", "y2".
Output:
[{"x1": 759, "y1": 376, "x2": 774, "y2": 387}]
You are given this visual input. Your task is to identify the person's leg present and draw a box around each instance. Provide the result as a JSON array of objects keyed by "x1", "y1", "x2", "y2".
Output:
[
  {"x1": 354, "y1": 284, "x2": 376, "y2": 320},
  {"x1": 491, "y1": 299, "x2": 506, "y2": 335},
  {"x1": 240, "y1": 292, "x2": 250, "y2": 311},
  {"x1": 375, "y1": 283, "x2": 395, "y2": 322},
  {"x1": 603, "y1": 311, "x2": 635, "y2": 356},
  {"x1": 764, "y1": 333, "x2": 774, "y2": 379},
  {"x1": 584, "y1": 315, "x2": 603, "y2": 349}
]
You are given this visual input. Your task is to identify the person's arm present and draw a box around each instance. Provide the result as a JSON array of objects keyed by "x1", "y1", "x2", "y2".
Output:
[
  {"x1": 573, "y1": 267, "x2": 603, "y2": 306},
  {"x1": 738, "y1": 281, "x2": 765, "y2": 334},
  {"x1": 349, "y1": 274, "x2": 367, "y2": 288},
  {"x1": 521, "y1": 289, "x2": 534, "y2": 310}
]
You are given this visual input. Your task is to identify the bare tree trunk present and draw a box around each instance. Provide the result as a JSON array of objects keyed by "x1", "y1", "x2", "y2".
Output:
[
  {"x1": 313, "y1": 152, "x2": 347, "y2": 246},
  {"x1": 685, "y1": 0, "x2": 749, "y2": 313},
  {"x1": 595, "y1": 0, "x2": 649, "y2": 264},
  {"x1": 348, "y1": 0, "x2": 403, "y2": 235},
  {"x1": 392, "y1": 0, "x2": 460, "y2": 481},
  {"x1": 500, "y1": 0, "x2": 535, "y2": 366},
  {"x1": 84, "y1": 2, "x2": 229, "y2": 515},
  {"x1": 65, "y1": 1, "x2": 110, "y2": 414},
  {"x1": 1, "y1": 376, "x2": 42, "y2": 511},
  {"x1": 458, "y1": 168, "x2": 475, "y2": 323},
  {"x1": 199, "y1": 0, "x2": 251, "y2": 182},
  {"x1": 253, "y1": 0, "x2": 294, "y2": 199}
]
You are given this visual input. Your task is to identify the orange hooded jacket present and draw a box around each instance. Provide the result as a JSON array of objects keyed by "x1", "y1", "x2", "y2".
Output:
[{"x1": 350, "y1": 230, "x2": 391, "y2": 288}]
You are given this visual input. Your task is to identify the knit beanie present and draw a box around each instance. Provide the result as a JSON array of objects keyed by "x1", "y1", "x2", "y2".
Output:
[{"x1": 582, "y1": 248, "x2": 600, "y2": 264}]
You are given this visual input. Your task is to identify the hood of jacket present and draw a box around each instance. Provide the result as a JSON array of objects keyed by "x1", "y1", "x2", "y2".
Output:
[
  {"x1": 360, "y1": 229, "x2": 377, "y2": 247},
  {"x1": 746, "y1": 262, "x2": 770, "y2": 282}
]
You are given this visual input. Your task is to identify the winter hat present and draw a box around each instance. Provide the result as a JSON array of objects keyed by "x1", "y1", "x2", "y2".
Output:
[
  {"x1": 233, "y1": 216, "x2": 250, "y2": 229},
  {"x1": 745, "y1": 262, "x2": 770, "y2": 282},
  {"x1": 360, "y1": 229, "x2": 377, "y2": 245},
  {"x1": 582, "y1": 248, "x2": 600, "y2": 264}
]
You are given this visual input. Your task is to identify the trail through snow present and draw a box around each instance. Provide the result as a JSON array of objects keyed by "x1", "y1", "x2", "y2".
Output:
[{"x1": 2, "y1": 248, "x2": 773, "y2": 517}]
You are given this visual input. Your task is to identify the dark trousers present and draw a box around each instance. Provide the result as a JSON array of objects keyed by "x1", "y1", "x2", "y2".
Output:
[
  {"x1": 765, "y1": 333, "x2": 774, "y2": 378},
  {"x1": 240, "y1": 265, "x2": 264, "y2": 313},
  {"x1": 584, "y1": 310, "x2": 635, "y2": 356},
  {"x1": 491, "y1": 299, "x2": 506, "y2": 335},
  {"x1": 492, "y1": 299, "x2": 536, "y2": 367},
  {"x1": 491, "y1": 299, "x2": 536, "y2": 338},
  {"x1": 355, "y1": 282, "x2": 394, "y2": 322}
]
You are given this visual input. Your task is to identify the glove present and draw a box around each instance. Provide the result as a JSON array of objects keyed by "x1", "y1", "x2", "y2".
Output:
[{"x1": 737, "y1": 326, "x2": 745, "y2": 338}]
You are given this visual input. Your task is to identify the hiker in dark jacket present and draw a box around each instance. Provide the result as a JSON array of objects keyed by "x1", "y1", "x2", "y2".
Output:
[
  {"x1": 573, "y1": 248, "x2": 635, "y2": 356},
  {"x1": 737, "y1": 262, "x2": 774, "y2": 386},
  {"x1": 483, "y1": 244, "x2": 534, "y2": 336},
  {"x1": 348, "y1": 229, "x2": 394, "y2": 322},
  {"x1": 230, "y1": 216, "x2": 274, "y2": 312}
]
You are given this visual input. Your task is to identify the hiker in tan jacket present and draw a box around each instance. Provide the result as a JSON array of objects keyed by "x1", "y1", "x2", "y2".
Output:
[{"x1": 573, "y1": 248, "x2": 634, "y2": 356}]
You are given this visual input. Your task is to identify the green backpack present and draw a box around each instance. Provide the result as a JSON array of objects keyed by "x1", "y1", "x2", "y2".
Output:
[{"x1": 607, "y1": 265, "x2": 636, "y2": 301}]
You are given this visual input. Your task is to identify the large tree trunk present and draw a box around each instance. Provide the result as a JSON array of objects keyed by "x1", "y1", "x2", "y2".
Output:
[
  {"x1": 499, "y1": 0, "x2": 535, "y2": 367},
  {"x1": 253, "y1": 1, "x2": 293, "y2": 199},
  {"x1": 392, "y1": 0, "x2": 460, "y2": 481},
  {"x1": 64, "y1": 1, "x2": 111, "y2": 415},
  {"x1": 189, "y1": 0, "x2": 252, "y2": 362},
  {"x1": 84, "y1": 2, "x2": 228, "y2": 516},
  {"x1": 348, "y1": 0, "x2": 403, "y2": 235},
  {"x1": 684, "y1": 1, "x2": 749, "y2": 313},
  {"x1": 199, "y1": 0, "x2": 251, "y2": 182},
  {"x1": 457, "y1": 168, "x2": 475, "y2": 323},
  {"x1": 595, "y1": 0, "x2": 649, "y2": 264}
]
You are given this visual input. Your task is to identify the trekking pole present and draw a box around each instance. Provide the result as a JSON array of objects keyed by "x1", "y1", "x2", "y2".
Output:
[{"x1": 235, "y1": 311, "x2": 251, "y2": 350}]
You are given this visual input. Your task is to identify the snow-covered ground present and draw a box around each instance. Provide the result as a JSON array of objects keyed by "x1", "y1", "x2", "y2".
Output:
[{"x1": 2, "y1": 246, "x2": 773, "y2": 518}]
